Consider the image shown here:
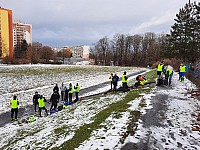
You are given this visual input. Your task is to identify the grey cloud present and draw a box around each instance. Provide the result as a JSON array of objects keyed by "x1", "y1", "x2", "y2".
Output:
[{"x1": 1, "y1": 0, "x2": 189, "y2": 46}]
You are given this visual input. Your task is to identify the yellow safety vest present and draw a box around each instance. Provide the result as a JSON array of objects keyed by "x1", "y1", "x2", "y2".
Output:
[
  {"x1": 63, "y1": 105, "x2": 67, "y2": 109},
  {"x1": 69, "y1": 86, "x2": 74, "y2": 93},
  {"x1": 38, "y1": 98, "x2": 45, "y2": 108},
  {"x1": 109, "y1": 75, "x2": 113, "y2": 81},
  {"x1": 140, "y1": 80, "x2": 146, "y2": 86},
  {"x1": 180, "y1": 66, "x2": 186, "y2": 73},
  {"x1": 157, "y1": 64, "x2": 164, "y2": 71},
  {"x1": 11, "y1": 99, "x2": 18, "y2": 109},
  {"x1": 122, "y1": 74, "x2": 127, "y2": 83},
  {"x1": 167, "y1": 69, "x2": 173, "y2": 75},
  {"x1": 75, "y1": 85, "x2": 80, "y2": 93}
]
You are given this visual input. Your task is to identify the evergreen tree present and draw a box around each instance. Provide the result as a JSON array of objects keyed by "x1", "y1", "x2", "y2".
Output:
[{"x1": 167, "y1": 1, "x2": 200, "y2": 62}]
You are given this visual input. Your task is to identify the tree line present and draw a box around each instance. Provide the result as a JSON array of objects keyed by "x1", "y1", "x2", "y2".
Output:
[
  {"x1": 3, "y1": 41, "x2": 72, "y2": 64},
  {"x1": 2, "y1": 1, "x2": 199, "y2": 66},
  {"x1": 91, "y1": 1, "x2": 200, "y2": 66},
  {"x1": 90, "y1": 33, "x2": 166, "y2": 67}
]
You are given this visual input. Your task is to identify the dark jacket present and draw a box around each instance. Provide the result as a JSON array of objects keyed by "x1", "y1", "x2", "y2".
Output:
[
  {"x1": 33, "y1": 94, "x2": 40, "y2": 104},
  {"x1": 50, "y1": 93, "x2": 60, "y2": 104},
  {"x1": 53, "y1": 86, "x2": 59, "y2": 93},
  {"x1": 112, "y1": 75, "x2": 119, "y2": 83}
]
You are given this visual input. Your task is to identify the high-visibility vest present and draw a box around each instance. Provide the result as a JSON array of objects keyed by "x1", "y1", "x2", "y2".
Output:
[
  {"x1": 11, "y1": 99, "x2": 18, "y2": 109},
  {"x1": 63, "y1": 105, "x2": 67, "y2": 109},
  {"x1": 69, "y1": 86, "x2": 74, "y2": 93},
  {"x1": 29, "y1": 117, "x2": 36, "y2": 122},
  {"x1": 140, "y1": 79, "x2": 146, "y2": 86},
  {"x1": 109, "y1": 75, "x2": 113, "y2": 81},
  {"x1": 75, "y1": 85, "x2": 80, "y2": 93},
  {"x1": 122, "y1": 74, "x2": 127, "y2": 83},
  {"x1": 167, "y1": 69, "x2": 173, "y2": 75},
  {"x1": 180, "y1": 66, "x2": 186, "y2": 73},
  {"x1": 38, "y1": 98, "x2": 45, "y2": 108},
  {"x1": 157, "y1": 64, "x2": 164, "y2": 71}
]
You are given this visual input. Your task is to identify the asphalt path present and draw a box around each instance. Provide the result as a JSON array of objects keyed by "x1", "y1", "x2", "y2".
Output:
[
  {"x1": 121, "y1": 90, "x2": 169, "y2": 150},
  {"x1": 0, "y1": 70, "x2": 146, "y2": 127}
]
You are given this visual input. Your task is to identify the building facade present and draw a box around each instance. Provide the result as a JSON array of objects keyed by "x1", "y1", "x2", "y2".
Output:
[
  {"x1": 65, "y1": 45, "x2": 90, "y2": 59},
  {"x1": 13, "y1": 20, "x2": 32, "y2": 48},
  {"x1": 0, "y1": 7, "x2": 13, "y2": 58},
  {"x1": 13, "y1": 20, "x2": 32, "y2": 58}
]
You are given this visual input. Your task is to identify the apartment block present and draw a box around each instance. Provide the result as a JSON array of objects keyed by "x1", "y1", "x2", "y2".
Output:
[
  {"x1": 13, "y1": 20, "x2": 32, "y2": 48},
  {"x1": 65, "y1": 45, "x2": 90, "y2": 59},
  {"x1": 0, "y1": 7, "x2": 13, "y2": 58}
]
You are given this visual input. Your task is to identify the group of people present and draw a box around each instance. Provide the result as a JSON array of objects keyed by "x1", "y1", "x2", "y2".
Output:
[
  {"x1": 156, "y1": 61, "x2": 187, "y2": 86},
  {"x1": 109, "y1": 73, "x2": 119, "y2": 92},
  {"x1": 109, "y1": 71, "x2": 130, "y2": 92},
  {"x1": 109, "y1": 71, "x2": 147, "y2": 92},
  {"x1": 10, "y1": 82, "x2": 81, "y2": 121},
  {"x1": 157, "y1": 61, "x2": 174, "y2": 86}
]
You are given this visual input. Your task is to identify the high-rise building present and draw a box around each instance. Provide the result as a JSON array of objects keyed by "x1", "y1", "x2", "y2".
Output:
[
  {"x1": 0, "y1": 7, "x2": 13, "y2": 58},
  {"x1": 13, "y1": 20, "x2": 32, "y2": 58},
  {"x1": 66, "y1": 45, "x2": 90, "y2": 59},
  {"x1": 13, "y1": 20, "x2": 32, "y2": 48}
]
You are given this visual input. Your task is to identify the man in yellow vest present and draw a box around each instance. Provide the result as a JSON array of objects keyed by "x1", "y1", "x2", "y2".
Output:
[
  {"x1": 10, "y1": 95, "x2": 19, "y2": 121},
  {"x1": 157, "y1": 61, "x2": 164, "y2": 79},
  {"x1": 109, "y1": 73, "x2": 113, "y2": 90},
  {"x1": 122, "y1": 71, "x2": 128, "y2": 92},
  {"x1": 74, "y1": 83, "x2": 80, "y2": 103},
  {"x1": 38, "y1": 95, "x2": 48, "y2": 117},
  {"x1": 164, "y1": 65, "x2": 174, "y2": 86},
  {"x1": 68, "y1": 83, "x2": 74, "y2": 103},
  {"x1": 179, "y1": 63, "x2": 186, "y2": 82}
]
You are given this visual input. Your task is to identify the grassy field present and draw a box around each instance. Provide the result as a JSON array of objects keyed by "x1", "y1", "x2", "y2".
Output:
[{"x1": 54, "y1": 69, "x2": 157, "y2": 149}]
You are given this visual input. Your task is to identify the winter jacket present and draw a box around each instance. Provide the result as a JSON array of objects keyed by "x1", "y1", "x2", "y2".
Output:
[{"x1": 50, "y1": 93, "x2": 60, "y2": 104}]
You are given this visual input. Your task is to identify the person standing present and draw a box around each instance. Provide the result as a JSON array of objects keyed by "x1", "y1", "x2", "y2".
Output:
[
  {"x1": 65, "y1": 86, "x2": 69, "y2": 102},
  {"x1": 53, "y1": 83, "x2": 59, "y2": 94},
  {"x1": 112, "y1": 74, "x2": 119, "y2": 92},
  {"x1": 68, "y1": 83, "x2": 74, "y2": 103},
  {"x1": 60, "y1": 82, "x2": 66, "y2": 101},
  {"x1": 109, "y1": 73, "x2": 113, "y2": 90},
  {"x1": 50, "y1": 91, "x2": 60, "y2": 111},
  {"x1": 164, "y1": 65, "x2": 173, "y2": 86},
  {"x1": 74, "y1": 83, "x2": 80, "y2": 103},
  {"x1": 10, "y1": 95, "x2": 19, "y2": 121},
  {"x1": 179, "y1": 63, "x2": 186, "y2": 82},
  {"x1": 157, "y1": 61, "x2": 164, "y2": 79},
  {"x1": 38, "y1": 95, "x2": 48, "y2": 117},
  {"x1": 32, "y1": 91, "x2": 40, "y2": 112},
  {"x1": 122, "y1": 71, "x2": 128, "y2": 92}
]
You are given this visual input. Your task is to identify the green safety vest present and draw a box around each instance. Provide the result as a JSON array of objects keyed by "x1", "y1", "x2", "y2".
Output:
[
  {"x1": 38, "y1": 98, "x2": 45, "y2": 108},
  {"x1": 180, "y1": 66, "x2": 186, "y2": 73},
  {"x1": 75, "y1": 85, "x2": 80, "y2": 93},
  {"x1": 11, "y1": 99, "x2": 18, "y2": 109},
  {"x1": 157, "y1": 64, "x2": 164, "y2": 71},
  {"x1": 69, "y1": 86, "x2": 74, "y2": 93},
  {"x1": 122, "y1": 74, "x2": 127, "y2": 83}
]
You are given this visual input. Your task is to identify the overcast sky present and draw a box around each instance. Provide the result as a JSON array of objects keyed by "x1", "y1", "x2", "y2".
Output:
[{"x1": 1, "y1": 0, "x2": 190, "y2": 47}]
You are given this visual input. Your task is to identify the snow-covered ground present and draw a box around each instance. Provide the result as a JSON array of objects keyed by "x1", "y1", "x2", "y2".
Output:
[
  {"x1": 0, "y1": 64, "x2": 199, "y2": 150},
  {"x1": 0, "y1": 64, "x2": 143, "y2": 114}
]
